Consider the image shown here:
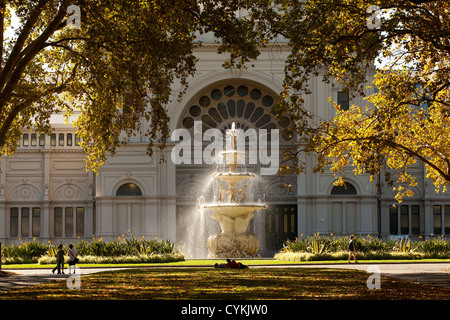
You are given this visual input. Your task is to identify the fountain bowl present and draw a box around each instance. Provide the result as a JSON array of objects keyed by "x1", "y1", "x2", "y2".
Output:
[
  {"x1": 212, "y1": 172, "x2": 254, "y2": 185},
  {"x1": 201, "y1": 203, "x2": 268, "y2": 218}
]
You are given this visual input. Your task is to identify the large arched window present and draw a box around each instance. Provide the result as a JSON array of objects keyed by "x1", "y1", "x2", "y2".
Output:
[
  {"x1": 116, "y1": 183, "x2": 143, "y2": 196},
  {"x1": 179, "y1": 83, "x2": 292, "y2": 141},
  {"x1": 331, "y1": 183, "x2": 357, "y2": 195}
]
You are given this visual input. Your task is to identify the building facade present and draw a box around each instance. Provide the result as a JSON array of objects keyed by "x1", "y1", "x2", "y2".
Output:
[{"x1": 1, "y1": 41, "x2": 449, "y2": 257}]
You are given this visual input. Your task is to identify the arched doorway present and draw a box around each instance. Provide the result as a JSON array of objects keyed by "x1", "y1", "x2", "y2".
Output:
[
  {"x1": 114, "y1": 182, "x2": 144, "y2": 236},
  {"x1": 330, "y1": 182, "x2": 358, "y2": 235}
]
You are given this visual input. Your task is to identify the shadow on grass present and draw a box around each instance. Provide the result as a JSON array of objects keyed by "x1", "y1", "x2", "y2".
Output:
[{"x1": 1, "y1": 268, "x2": 449, "y2": 300}]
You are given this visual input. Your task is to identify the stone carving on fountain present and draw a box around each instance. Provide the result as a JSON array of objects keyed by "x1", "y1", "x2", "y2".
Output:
[{"x1": 198, "y1": 122, "x2": 268, "y2": 258}]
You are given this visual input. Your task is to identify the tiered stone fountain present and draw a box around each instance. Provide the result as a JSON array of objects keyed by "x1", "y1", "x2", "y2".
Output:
[{"x1": 198, "y1": 123, "x2": 267, "y2": 258}]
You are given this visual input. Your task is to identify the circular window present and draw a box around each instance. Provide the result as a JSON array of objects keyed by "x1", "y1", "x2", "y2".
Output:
[
  {"x1": 250, "y1": 88, "x2": 262, "y2": 100},
  {"x1": 199, "y1": 96, "x2": 210, "y2": 108},
  {"x1": 262, "y1": 95, "x2": 274, "y2": 106},
  {"x1": 189, "y1": 105, "x2": 201, "y2": 117},
  {"x1": 237, "y1": 85, "x2": 249, "y2": 97},
  {"x1": 211, "y1": 89, "x2": 222, "y2": 100},
  {"x1": 224, "y1": 85, "x2": 235, "y2": 97},
  {"x1": 278, "y1": 116, "x2": 290, "y2": 128},
  {"x1": 182, "y1": 117, "x2": 194, "y2": 128}
]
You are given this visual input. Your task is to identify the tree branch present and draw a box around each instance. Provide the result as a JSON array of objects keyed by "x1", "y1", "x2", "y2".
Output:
[{"x1": 0, "y1": 0, "x2": 71, "y2": 113}]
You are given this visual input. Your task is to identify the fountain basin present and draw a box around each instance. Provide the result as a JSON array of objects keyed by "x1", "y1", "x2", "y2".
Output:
[
  {"x1": 212, "y1": 172, "x2": 254, "y2": 185},
  {"x1": 201, "y1": 203, "x2": 267, "y2": 218},
  {"x1": 201, "y1": 203, "x2": 267, "y2": 258}
]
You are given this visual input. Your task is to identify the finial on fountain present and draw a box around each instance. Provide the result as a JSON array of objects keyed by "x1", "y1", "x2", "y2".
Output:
[{"x1": 229, "y1": 122, "x2": 238, "y2": 153}]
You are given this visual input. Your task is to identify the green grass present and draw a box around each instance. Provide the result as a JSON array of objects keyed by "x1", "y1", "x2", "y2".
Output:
[
  {"x1": 3, "y1": 258, "x2": 450, "y2": 269},
  {"x1": 1, "y1": 267, "x2": 449, "y2": 300}
]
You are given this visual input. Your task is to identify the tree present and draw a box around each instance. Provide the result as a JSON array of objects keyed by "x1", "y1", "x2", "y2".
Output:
[
  {"x1": 2, "y1": 0, "x2": 449, "y2": 203},
  {"x1": 268, "y1": 0, "x2": 450, "y2": 201},
  {"x1": 0, "y1": 0, "x2": 269, "y2": 171}
]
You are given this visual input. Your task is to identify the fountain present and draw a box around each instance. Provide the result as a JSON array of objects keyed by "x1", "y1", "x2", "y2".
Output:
[{"x1": 199, "y1": 122, "x2": 268, "y2": 258}]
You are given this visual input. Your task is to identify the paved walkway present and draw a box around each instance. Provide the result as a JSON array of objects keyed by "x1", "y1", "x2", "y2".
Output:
[
  {"x1": 0, "y1": 267, "x2": 128, "y2": 292},
  {"x1": 0, "y1": 263, "x2": 449, "y2": 293},
  {"x1": 298, "y1": 262, "x2": 450, "y2": 289}
]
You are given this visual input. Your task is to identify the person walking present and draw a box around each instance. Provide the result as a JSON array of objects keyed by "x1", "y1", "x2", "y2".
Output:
[
  {"x1": 67, "y1": 244, "x2": 78, "y2": 274},
  {"x1": 348, "y1": 235, "x2": 358, "y2": 263},
  {"x1": 52, "y1": 244, "x2": 65, "y2": 274}
]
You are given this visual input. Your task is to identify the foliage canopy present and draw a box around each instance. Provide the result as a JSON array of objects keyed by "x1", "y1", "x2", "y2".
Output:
[{"x1": 1, "y1": 0, "x2": 449, "y2": 201}]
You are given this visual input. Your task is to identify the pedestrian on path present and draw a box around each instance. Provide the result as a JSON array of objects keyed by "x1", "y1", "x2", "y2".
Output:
[
  {"x1": 348, "y1": 235, "x2": 358, "y2": 263},
  {"x1": 52, "y1": 244, "x2": 65, "y2": 274},
  {"x1": 67, "y1": 244, "x2": 78, "y2": 274}
]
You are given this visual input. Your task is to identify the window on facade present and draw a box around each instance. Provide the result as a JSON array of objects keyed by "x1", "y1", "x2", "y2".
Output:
[
  {"x1": 65, "y1": 207, "x2": 73, "y2": 236},
  {"x1": 54, "y1": 207, "x2": 84, "y2": 237},
  {"x1": 330, "y1": 183, "x2": 357, "y2": 195},
  {"x1": 411, "y1": 205, "x2": 420, "y2": 235},
  {"x1": 21, "y1": 207, "x2": 29, "y2": 237},
  {"x1": 389, "y1": 205, "x2": 398, "y2": 235},
  {"x1": 67, "y1": 133, "x2": 73, "y2": 146},
  {"x1": 59, "y1": 133, "x2": 64, "y2": 146},
  {"x1": 39, "y1": 134, "x2": 45, "y2": 146},
  {"x1": 32, "y1": 208, "x2": 40, "y2": 237},
  {"x1": 51, "y1": 133, "x2": 56, "y2": 146},
  {"x1": 116, "y1": 183, "x2": 143, "y2": 196},
  {"x1": 23, "y1": 133, "x2": 29, "y2": 147},
  {"x1": 433, "y1": 205, "x2": 442, "y2": 235},
  {"x1": 9, "y1": 207, "x2": 40, "y2": 238},
  {"x1": 76, "y1": 207, "x2": 85, "y2": 236},
  {"x1": 337, "y1": 91, "x2": 350, "y2": 111},
  {"x1": 75, "y1": 134, "x2": 81, "y2": 146},
  {"x1": 445, "y1": 205, "x2": 450, "y2": 234},
  {"x1": 54, "y1": 207, "x2": 62, "y2": 237},
  {"x1": 10, "y1": 208, "x2": 18, "y2": 237},
  {"x1": 400, "y1": 205, "x2": 409, "y2": 234},
  {"x1": 31, "y1": 133, "x2": 37, "y2": 146}
]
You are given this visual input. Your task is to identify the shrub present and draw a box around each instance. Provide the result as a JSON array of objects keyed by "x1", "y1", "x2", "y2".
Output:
[
  {"x1": 1, "y1": 239, "x2": 49, "y2": 262},
  {"x1": 278, "y1": 235, "x2": 450, "y2": 261},
  {"x1": 419, "y1": 236, "x2": 450, "y2": 253},
  {"x1": 38, "y1": 252, "x2": 185, "y2": 265},
  {"x1": 1, "y1": 237, "x2": 181, "y2": 264},
  {"x1": 73, "y1": 237, "x2": 175, "y2": 257},
  {"x1": 274, "y1": 250, "x2": 430, "y2": 262}
]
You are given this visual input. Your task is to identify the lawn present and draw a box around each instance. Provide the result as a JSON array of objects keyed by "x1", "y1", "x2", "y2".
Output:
[
  {"x1": 3, "y1": 258, "x2": 450, "y2": 269},
  {"x1": 1, "y1": 267, "x2": 449, "y2": 300}
]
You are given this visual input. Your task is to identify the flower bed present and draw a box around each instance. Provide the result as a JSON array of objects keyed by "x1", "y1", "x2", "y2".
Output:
[
  {"x1": 275, "y1": 235, "x2": 450, "y2": 261},
  {"x1": 0, "y1": 237, "x2": 184, "y2": 265},
  {"x1": 37, "y1": 252, "x2": 185, "y2": 265}
]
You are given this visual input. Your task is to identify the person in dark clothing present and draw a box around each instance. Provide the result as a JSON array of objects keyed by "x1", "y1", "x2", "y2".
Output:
[
  {"x1": 214, "y1": 263, "x2": 227, "y2": 268},
  {"x1": 226, "y1": 259, "x2": 248, "y2": 269},
  {"x1": 348, "y1": 235, "x2": 358, "y2": 263},
  {"x1": 52, "y1": 244, "x2": 65, "y2": 274}
]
